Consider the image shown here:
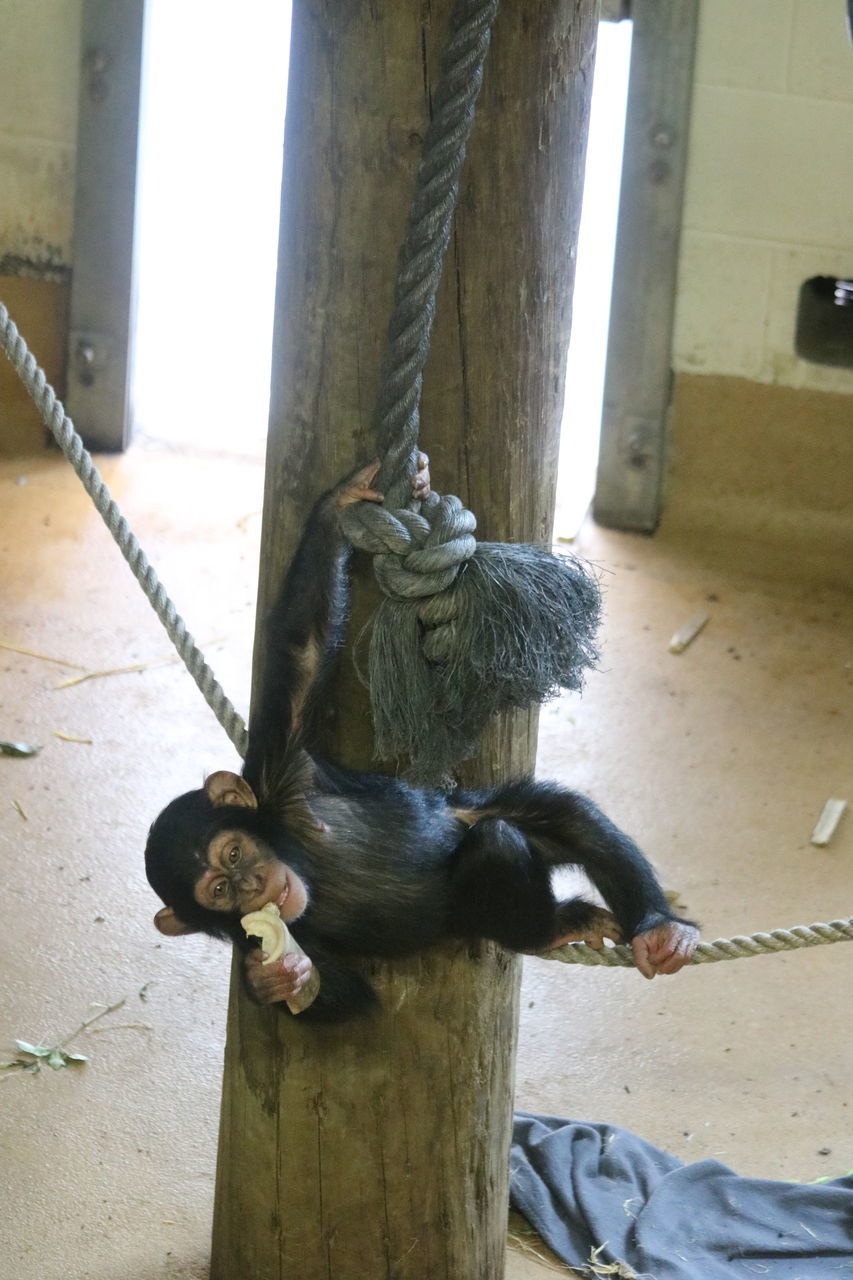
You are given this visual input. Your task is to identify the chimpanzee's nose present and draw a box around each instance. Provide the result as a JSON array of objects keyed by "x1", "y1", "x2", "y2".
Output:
[{"x1": 234, "y1": 869, "x2": 264, "y2": 899}]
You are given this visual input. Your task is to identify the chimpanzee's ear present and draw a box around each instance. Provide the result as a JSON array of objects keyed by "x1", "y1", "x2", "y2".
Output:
[
  {"x1": 154, "y1": 906, "x2": 199, "y2": 937},
  {"x1": 204, "y1": 770, "x2": 258, "y2": 809}
]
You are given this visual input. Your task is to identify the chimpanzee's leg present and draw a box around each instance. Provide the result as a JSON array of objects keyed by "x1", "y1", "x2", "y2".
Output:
[
  {"x1": 447, "y1": 817, "x2": 607, "y2": 951},
  {"x1": 451, "y1": 779, "x2": 693, "y2": 944},
  {"x1": 447, "y1": 818, "x2": 553, "y2": 950}
]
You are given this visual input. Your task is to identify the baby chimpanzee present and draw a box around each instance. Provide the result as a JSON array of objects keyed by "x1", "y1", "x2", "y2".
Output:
[{"x1": 145, "y1": 459, "x2": 698, "y2": 1022}]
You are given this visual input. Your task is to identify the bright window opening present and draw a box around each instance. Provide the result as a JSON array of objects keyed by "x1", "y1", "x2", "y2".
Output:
[
  {"x1": 553, "y1": 20, "x2": 633, "y2": 540},
  {"x1": 134, "y1": 1, "x2": 292, "y2": 455},
  {"x1": 134, "y1": 6, "x2": 631, "y2": 509}
]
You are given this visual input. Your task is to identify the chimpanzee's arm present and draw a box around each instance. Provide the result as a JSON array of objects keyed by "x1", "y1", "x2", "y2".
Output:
[
  {"x1": 538, "y1": 790, "x2": 700, "y2": 977},
  {"x1": 242, "y1": 463, "x2": 383, "y2": 791},
  {"x1": 243, "y1": 935, "x2": 379, "y2": 1024},
  {"x1": 291, "y1": 955, "x2": 379, "y2": 1024},
  {"x1": 561, "y1": 802, "x2": 695, "y2": 945}
]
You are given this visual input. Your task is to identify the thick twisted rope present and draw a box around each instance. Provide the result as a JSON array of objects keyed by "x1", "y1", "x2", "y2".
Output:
[
  {"x1": 344, "y1": 0, "x2": 500, "y2": 519},
  {"x1": 0, "y1": 301, "x2": 249, "y2": 758},
  {"x1": 540, "y1": 918, "x2": 853, "y2": 968},
  {"x1": 339, "y1": 0, "x2": 503, "y2": 703}
]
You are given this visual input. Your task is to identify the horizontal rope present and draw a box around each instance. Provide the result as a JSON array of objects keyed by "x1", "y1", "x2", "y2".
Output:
[
  {"x1": 539, "y1": 918, "x2": 853, "y2": 967},
  {"x1": 0, "y1": 300, "x2": 249, "y2": 758}
]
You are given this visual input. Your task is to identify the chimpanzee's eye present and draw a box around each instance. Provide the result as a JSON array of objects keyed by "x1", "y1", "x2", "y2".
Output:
[
  {"x1": 227, "y1": 845, "x2": 241, "y2": 866},
  {"x1": 212, "y1": 879, "x2": 228, "y2": 899}
]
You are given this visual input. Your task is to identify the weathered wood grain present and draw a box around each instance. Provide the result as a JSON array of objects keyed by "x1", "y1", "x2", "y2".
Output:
[{"x1": 211, "y1": 3, "x2": 596, "y2": 1276}]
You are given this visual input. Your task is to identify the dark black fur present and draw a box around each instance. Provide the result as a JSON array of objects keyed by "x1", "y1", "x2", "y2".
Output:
[{"x1": 146, "y1": 478, "x2": 693, "y2": 1023}]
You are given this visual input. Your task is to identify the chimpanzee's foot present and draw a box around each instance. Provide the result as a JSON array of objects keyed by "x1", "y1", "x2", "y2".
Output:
[{"x1": 546, "y1": 902, "x2": 623, "y2": 950}]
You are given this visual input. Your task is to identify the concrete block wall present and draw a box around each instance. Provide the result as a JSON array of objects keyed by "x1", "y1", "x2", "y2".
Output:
[
  {"x1": 0, "y1": 0, "x2": 81, "y2": 276},
  {"x1": 673, "y1": 0, "x2": 853, "y2": 396},
  {"x1": 0, "y1": 1, "x2": 81, "y2": 451},
  {"x1": 661, "y1": 1, "x2": 853, "y2": 589}
]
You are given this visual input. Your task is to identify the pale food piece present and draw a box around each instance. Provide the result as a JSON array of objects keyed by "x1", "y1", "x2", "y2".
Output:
[
  {"x1": 668, "y1": 611, "x2": 710, "y2": 654},
  {"x1": 241, "y1": 901, "x2": 321, "y2": 1014},
  {"x1": 810, "y1": 798, "x2": 848, "y2": 848},
  {"x1": 241, "y1": 901, "x2": 286, "y2": 965}
]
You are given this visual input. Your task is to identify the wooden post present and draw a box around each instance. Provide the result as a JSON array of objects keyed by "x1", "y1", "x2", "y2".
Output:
[{"x1": 210, "y1": 3, "x2": 597, "y2": 1278}]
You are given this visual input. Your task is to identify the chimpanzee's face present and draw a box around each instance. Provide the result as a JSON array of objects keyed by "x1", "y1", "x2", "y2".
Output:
[{"x1": 192, "y1": 827, "x2": 309, "y2": 922}]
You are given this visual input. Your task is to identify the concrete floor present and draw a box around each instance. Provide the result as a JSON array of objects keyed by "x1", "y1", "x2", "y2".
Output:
[{"x1": 0, "y1": 436, "x2": 851, "y2": 1280}]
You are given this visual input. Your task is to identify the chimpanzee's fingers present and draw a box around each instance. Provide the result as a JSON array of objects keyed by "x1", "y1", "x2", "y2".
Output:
[
  {"x1": 633, "y1": 923, "x2": 699, "y2": 978},
  {"x1": 248, "y1": 954, "x2": 313, "y2": 1005},
  {"x1": 245, "y1": 947, "x2": 267, "y2": 971},
  {"x1": 279, "y1": 954, "x2": 312, "y2": 988},
  {"x1": 412, "y1": 451, "x2": 431, "y2": 497},
  {"x1": 631, "y1": 937, "x2": 657, "y2": 979},
  {"x1": 652, "y1": 925, "x2": 699, "y2": 975}
]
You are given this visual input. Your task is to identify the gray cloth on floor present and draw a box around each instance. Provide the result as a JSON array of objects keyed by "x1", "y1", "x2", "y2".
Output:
[{"x1": 510, "y1": 1113, "x2": 853, "y2": 1279}]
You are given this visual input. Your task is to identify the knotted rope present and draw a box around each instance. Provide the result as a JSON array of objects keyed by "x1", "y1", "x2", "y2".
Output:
[
  {"x1": 0, "y1": 301, "x2": 249, "y2": 758},
  {"x1": 339, "y1": 0, "x2": 602, "y2": 780},
  {"x1": 541, "y1": 918, "x2": 853, "y2": 968}
]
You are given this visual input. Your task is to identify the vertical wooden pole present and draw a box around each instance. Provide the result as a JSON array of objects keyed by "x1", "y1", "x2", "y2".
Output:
[{"x1": 210, "y1": 2, "x2": 597, "y2": 1278}]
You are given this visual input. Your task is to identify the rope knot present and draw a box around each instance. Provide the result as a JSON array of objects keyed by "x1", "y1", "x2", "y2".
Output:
[{"x1": 371, "y1": 493, "x2": 477, "y2": 601}]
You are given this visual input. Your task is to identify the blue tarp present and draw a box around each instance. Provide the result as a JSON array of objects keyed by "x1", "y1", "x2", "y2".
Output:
[{"x1": 511, "y1": 1113, "x2": 853, "y2": 1279}]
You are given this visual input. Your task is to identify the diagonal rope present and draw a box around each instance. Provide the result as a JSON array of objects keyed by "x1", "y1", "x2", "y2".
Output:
[
  {"x1": 0, "y1": 300, "x2": 249, "y2": 758},
  {"x1": 539, "y1": 918, "x2": 853, "y2": 968}
]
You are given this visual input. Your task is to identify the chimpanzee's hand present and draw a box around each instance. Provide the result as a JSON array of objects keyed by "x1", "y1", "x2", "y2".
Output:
[
  {"x1": 631, "y1": 921, "x2": 699, "y2": 979},
  {"x1": 244, "y1": 948, "x2": 315, "y2": 1005}
]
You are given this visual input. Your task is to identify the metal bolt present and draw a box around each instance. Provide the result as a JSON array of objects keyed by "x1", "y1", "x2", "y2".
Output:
[
  {"x1": 84, "y1": 48, "x2": 108, "y2": 75},
  {"x1": 76, "y1": 340, "x2": 97, "y2": 387},
  {"x1": 626, "y1": 426, "x2": 653, "y2": 470},
  {"x1": 84, "y1": 47, "x2": 110, "y2": 103}
]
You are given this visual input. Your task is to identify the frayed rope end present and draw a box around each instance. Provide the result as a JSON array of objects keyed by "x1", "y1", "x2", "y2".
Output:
[{"x1": 367, "y1": 541, "x2": 602, "y2": 781}]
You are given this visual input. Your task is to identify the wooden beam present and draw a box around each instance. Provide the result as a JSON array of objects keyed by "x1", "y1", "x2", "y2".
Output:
[
  {"x1": 593, "y1": 0, "x2": 698, "y2": 532},
  {"x1": 66, "y1": 0, "x2": 145, "y2": 451},
  {"x1": 210, "y1": 2, "x2": 597, "y2": 1276}
]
